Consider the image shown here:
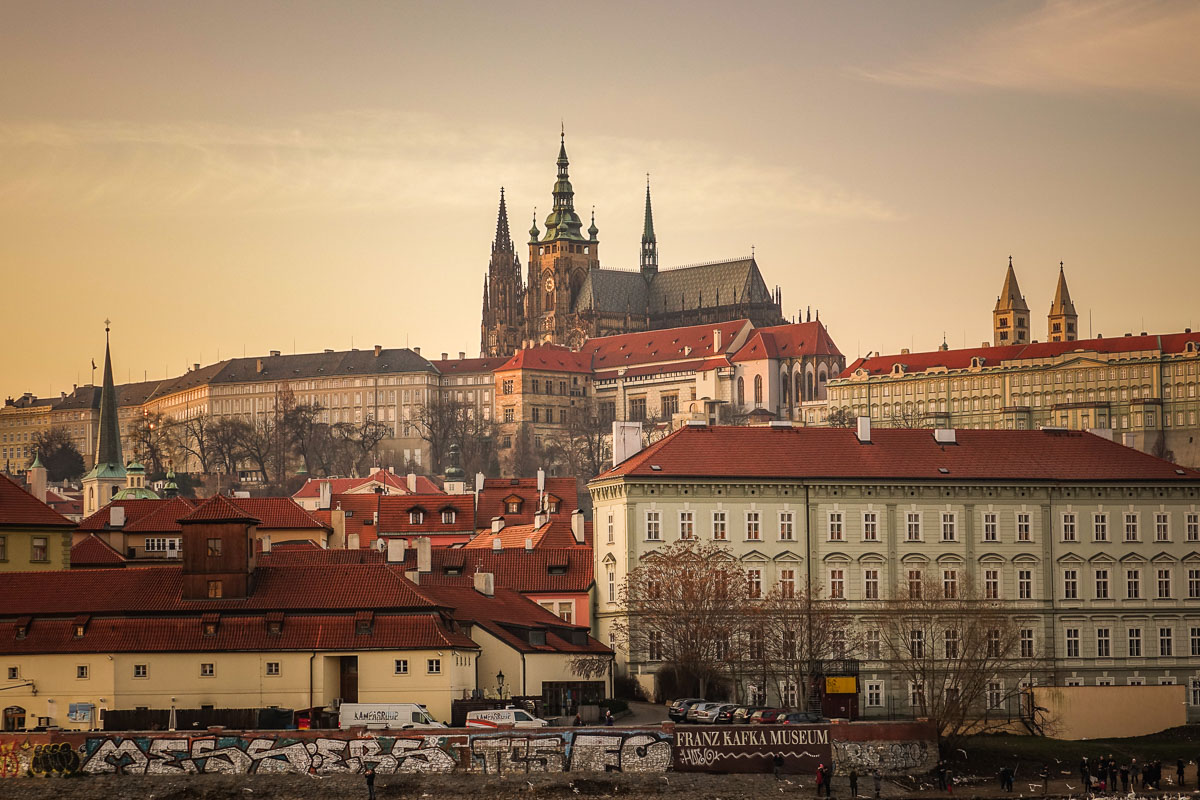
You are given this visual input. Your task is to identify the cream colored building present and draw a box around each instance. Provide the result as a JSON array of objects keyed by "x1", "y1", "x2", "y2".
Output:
[{"x1": 589, "y1": 423, "x2": 1200, "y2": 720}]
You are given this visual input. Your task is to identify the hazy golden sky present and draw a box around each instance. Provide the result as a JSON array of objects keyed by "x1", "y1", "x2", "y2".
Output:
[{"x1": 2, "y1": 0, "x2": 1198, "y2": 398}]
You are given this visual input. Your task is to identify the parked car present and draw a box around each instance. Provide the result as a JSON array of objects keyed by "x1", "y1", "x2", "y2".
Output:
[
  {"x1": 749, "y1": 708, "x2": 789, "y2": 724},
  {"x1": 732, "y1": 705, "x2": 767, "y2": 724},
  {"x1": 667, "y1": 698, "x2": 706, "y2": 723},
  {"x1": 713, "y1": 704, "x2": 740, "y2": 724},
  {"x1": 686, "y1": 702, "x2": 725, "y2": 724},
  {"x1": 778, "y1": 710, "x2": 823, "y2": 725}
]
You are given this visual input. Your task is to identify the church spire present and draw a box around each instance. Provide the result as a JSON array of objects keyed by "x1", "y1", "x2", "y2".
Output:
[
  {"x1": 492, "y1": 187, "x2": 512, "y2": 253},
  {"x1": 1050, "y1": 261, "x2": 1076, "y2": 316},
  {"x1": 1048, "y1": 260, "x2": 1078, "y2": 342},
  {"x1": 993, "y1": 256, "x2": 1030, "y2": 345},
  {"x1": 95, "y1": 320, "x2": 123, "y2": 470},
  {"x1": 541, "y1": 129, "x2": 584, "y2": 241},
  {"x1": 640, "y1": 175, "x2": 658, "y2": 277}
]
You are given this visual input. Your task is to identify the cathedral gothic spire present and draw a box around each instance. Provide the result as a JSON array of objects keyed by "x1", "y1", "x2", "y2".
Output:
[
  {"x1": 480, "y1": 187, "x2": 525, "y2": 357},
  {"x1": 82, "y1": 320, "x2": 128, "y2": 516},
  {"x1": 1048, "y1": 261, "x2": 1078, "y2": 342},
  {"x1": 640, "y1": 175, "x2": 658, "y2": 277},
  {"x1": 993, "y1": 256, "x2": 1030, "y2": 346}
]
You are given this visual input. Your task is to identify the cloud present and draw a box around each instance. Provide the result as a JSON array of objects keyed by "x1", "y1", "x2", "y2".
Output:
[
  {"x1": 857, "y1": 0, "x2": 1200, "y2": 98},
  {"x1": 0, "y1": 112, "x2": 896, "y2": 224}
]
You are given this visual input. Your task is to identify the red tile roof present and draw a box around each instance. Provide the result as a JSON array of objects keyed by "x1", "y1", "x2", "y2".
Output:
[
  {"x1": 77, "y1": 498, "x2": 170, "y2": 532},
  {"x1": 228, "y1": 497, "x2": 328, "y2": 530},
  {"x1": 180, "y1": 494, "x2": 261, "y2": 524},
  {"x1": 476, "y1": 477, "x2": 579, "y2": 526},
  {"x1": 495, "y1": 344, "x2": 592, "y2": 374},
  {"x1": 0, "y1": 474, "x2": 74, "y2": 528},
  {"x1": 70, "y1": 534, "x2": 127, "y2": 567},
  {"x1": 260, "y1": 547, "x2": 386, "y2": 566},
  {"x1": 464, "y1": 521, "x2": 549, "y2": 550},
  {"x1": 731, "y1": 321, "x2": 842, "y2": 362},
  {"x1": 582, "y1": 319, "x2": 751, "y2": 370},
  {"x1": 400, "y1": 547, "x2": 593, "y2": 593},
  {"x1": 597, "y1": 425, "x2": 1200, "y2": 483},
  {"x1": 378, "y1": 494, "x2": 476, "y2": 535},
  {"x1": 121, "y1": 497, "x2": 197, "y2": 533},
  {"x1": 593, "y1": 356, "x2": 732, "y2": 382},
  {"x1": 1, "y1": 612, "x2": 477, "y2": 654},
  {"x1": 292, "y1": 470, "x2": 442, "y2": 499},
  {"x1": 840, "y1": 331, "x2": 1200, "y2": 378}
]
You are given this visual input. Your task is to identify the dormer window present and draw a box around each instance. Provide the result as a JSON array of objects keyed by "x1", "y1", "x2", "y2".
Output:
[
  {"x1": 74, "y1": 625, "x2": 85, "y2": 638},
  {"x1": 355, "y1": 611, "x2": 374, "y2": 635},
  {"x1": 441, "y1": 510, "x2": 456, "y2": 524},
  {"x1": 548, "y1": 565, "x2": 567, "y2": 575},
  {"x1": 529, "y1": 630, "x2": 547, "y2": 646},
  {"x1": 410, "y1": 510, "x2": 424, "y2": 524},
  {"x1": 203, "y1": 623, "x2": 217, "y2": 636},
  {"x1": 546, "y1": 498, "x2": 560, "y2": 513},
  {"x1": 202, "y1": 613, "x2": 220, "y2": 636},
  {"x1": 265, "y1": 612, "x2": 283, "y2": 636}
]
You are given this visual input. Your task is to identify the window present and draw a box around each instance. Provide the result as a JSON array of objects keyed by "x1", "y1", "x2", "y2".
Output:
[
  {"x1": 1128, "y1": 627, "x2": 1142, "y2": 657},
  {"x1": 987, "y1": 628, "x2": 1002, "y2": 658},
  {"x1": 556, "y1": 601, "x2": 574, "y2": 624},
  {"x1": 712, "y1": 511, "x2": 727, "y2": 540},
  {"x1": 661, "y1": 394, "x2": 678, "y2": 417},
  {"x1": 207, "y1": 580, "x2": 223, "y2": 599},
  {"x1": 865, "y1": 629, "x2": 881, "y2": 660},
  {"x1": 1020, "y1": 628, "x2": 1034, "y2": 658},
  {"x1": 427, "y1": 658, "x2": 441, "y2": 674},
  {"x1": 1065, "y1": 628, "x2": 1080, "y2": 658},
  {"x1": 909, "y1": 682, "x2": 926, "y2": 708},
  {"x1": 907, "y1": 569, "x2": 923, "y2": 599},
  {"x1": 983, "y1": 512, "x2": 997, "y2": 542},
  {"x1": 1127, "y1": 569, "x2": 1141, "y2": 599},
  {"x1": 779, "y1": 511, "x2": 794, "y2": 541},
  {"x1": 606, "y1": 513, "x2": 614, "y2": 544},
  {"x1": 6, "y1": 667, "x2": 15, "y2": 680},
  {"x1": 1191, "y1": 627, "x2": 1200, "y2": 657},
  {"x1": 987, "y1": 681, "x2": 1003, "y2": 709},
  {"x1": 1157, "y1": 567, "x2": 1172, "y2": 598},
  {"x1": 1096, "y1": 628, "x2": 1111, "y2": 657},
  {"x1": 944, "y1": 629, "x2": 960, "y2": 659},
  {"x1": 648, "y1": 630, "x2": 663, "y2": 661},
  {"x1": 394, "y1": 659, "x2": 409, "y2": 675},
  {"x1": 745, "y1": 511, "x2": 761, "y2": 540},
  {"x1": 503, "y1": 407, "x2": 514, "y2": 423},
  {"x1": 207, "y1": 538, "x2": 222, "y2": 557},
  {"x1": 1062, "y1": 513, "x2": 1077, "y2": 542},
  {"x1": 828, "y1": 568, "x2": 845, "y2": 599},
  {"x1": 864, "y1": 568, "x2": 880, "y2": 600},
  {"x1": 1017, "y1": 513, "x2": 1031, "y2": 542},
  {"x1": 753, "y1": 375, "x2": 763, "y2": 404},
  {"x1": 909, "y1": 629, "x2": 924, "y2": 659},
  {"x1": 200, "y1": 662, "x2": 215, "y2": 677},
  {"x1": 679, "y1": 511, "x2": 694, "y2": 540},
  {"x1": 133, "y1": 664, "x2": 148, "y2": 679},
  {"x1": 862, "y1": 511, "x2": 878, "y2": 541},
  {"x1": 941, "y1": 512, "x2": 957, "y2": 541},
  {"x1": 984, "y1": 568, "x2": 1000, "y2": 599},
  {"x1": 441, "y1": 510, "x2": 455, "y2": 524},
  {"x1": 906, "y1": 512, "x2": 921, "y2": 541},
  {"x1": 1192, "y1": 678, "x2": 1200, "y2": 707},
  {"x1": 1063, "y1": 569, "x2": 1078, "y2": 600},
  {"x1": 1189, "y1": 568, "x2": 1200, "y2": 599},
  {"x1": 1124, "y1": 512, "x2": 1139, "y2": 541},
  {"x1": 1094, "y1": 512, "x2": 1109, "y2": 541},
  {"x1": 942, "y1": 569, "x2": 958, "y2": 598},
  {"x1": 828, "y1": 511, "x2": 844, "y2": 541},
  {"x1": 265, "y1": 661, "x2": 280, "y2": 676},
  {"x1": 1159, "y1": 627, "x2": 1173, "y2": 656},
  {"x1": 1156, "y1": 513, "x2": 1170, "y2": 542},
  {"x1": 645, "y1": 510, "x2": 661, "y2": 541},
  {"x1": 145, "y1": 537, "x2": 179, "y2": 553},
  {"x1": 1093, "y1": 568, "x2": 1110, "y2": 599},
  {"x1": 76, "y1": 665, "x2": 89, "y2": 679},
  {"x1": 779, "y1": 568, "x2": 796, "y2": 598},
  {"x1": 0, "y1": 536, "x2": 5, "y2": 561},
  {"x1": 1187, "y1": 513, "x2": 1199, "y2": 542},
  {"x1": 747, "y1": 569, "x2": 762, "y2": 598},
  {"x1": 866, "y1": 680, "x2": 883, "y2": 707},
  {"x1": 31, "y1": 536, "x2": 47, "y2": 562},
  {"x1": 629, "y1": 397, "x2": 647, "y2": 421},
  {"x1": 502, "y1": 379, "x2": 513, "y2": 395}
]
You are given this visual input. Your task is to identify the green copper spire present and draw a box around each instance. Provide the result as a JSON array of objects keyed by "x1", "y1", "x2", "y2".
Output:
[
  {"x1": 640, "y1": 175, "x2": 658, "y2": 276},
  {"x1": 588, "y1": 206, "x2": 598, "y2": 241},
  {"x1": 94, "y1": 321, "x2": 124, "y2": 470},
  {"x1": 542, "y1": 130, "x2": 585, "y2": 242},
  {"x1": 528, "y1": 207, "x2": 540, "y2": 244}
]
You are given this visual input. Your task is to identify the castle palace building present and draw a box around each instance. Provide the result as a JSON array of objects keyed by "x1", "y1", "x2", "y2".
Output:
[{"x1": 480, "y1": 134, "x2": 786, "y2": 357}]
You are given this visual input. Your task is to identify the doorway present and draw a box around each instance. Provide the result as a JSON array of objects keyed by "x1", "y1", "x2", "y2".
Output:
[{"x1": 339, "y1": 656, "x2": 359, "y2": 703}]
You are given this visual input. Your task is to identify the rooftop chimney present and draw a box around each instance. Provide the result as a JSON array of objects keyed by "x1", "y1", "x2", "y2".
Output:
[
  {"x1": 475, "y1": 472, "x2": 485, "y2": 493},
  {"x1": 109, "y1": 505, "x2": 125, "y2": 528},
  {"x1": 347, "y1": 532, "x2": 360, "y2": 550},
  {"x1": 537, "y1": 467, "x2": 546, "y2": 493},
  {"x1": 270, "y1": 350, "x2": 280, "y2": 357},
  {"x1": 933, "y1": 428, "x2": 957, "y2": 445},
  {"x1": 491, "y1": 516, "x2": 505, "y2": 533},
  {"x1": 406, "y1": 473, "x2": 417, "y2": 493},
  {"x1": 417, "y1": 536, "x2": 431, "y2": 573},
  {"x1": 256, "y1": 358, "x2": 265, "y2": 374},
  {"x1": 318, "y1": 480, "x2": 332, "y2": 511},
  {"x1": 458, "y1": 351, "x2": 466, "y2": 360},
  {"x1": 261, "y1": 535, "x2": 272, "y2": 553},
  {"x1": 525, "y1": 538, "x2": 534, "y2": 552},
  {"x1": 533, "y1": 510, "x2": 548, "y2": 529},
  {"x1": 413, "y1": 347, "x2": 421, "y2": 355},
  {"x1": 374, "y1": 344, "x2": 382, "y2": 357},
  {"x1": 387, "y1": 538, "x2": 406, "y2": 563},
  {"x1": 713, "y1": 327, "x2": 722, "y2": 352},
  {"x1": 441, "y1": 352, "x2": 448, "y2": 360},
  {"x1": 571, "y1": 509, "x2": 585, "y2": 544},
  {"x1": 331, "y1": 506, "x2": 346, "y2": 548},
  {"x1": 193, "y1": 363, "x2": 200, "y2": 372},
  {"x1": 855, "y1": 416, "x2": 871, "y2": 444},
  {"x1": 473, "y1": 571, "x2": 495, "y2": 597},
  {"x1": 492, "y1": 537, "x2": 502, "y2": 551},
  {"x1": 612, "y1": 421, "x2": 643, "y2": 466}
]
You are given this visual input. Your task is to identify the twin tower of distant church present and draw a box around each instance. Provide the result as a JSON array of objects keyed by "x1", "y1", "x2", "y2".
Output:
[
  {"x1": 480, "y1": 132, "x2": 785, "y2": 357},
  {"x1": 992, "y1": 256, "x2": 1078, "y2": 346}
]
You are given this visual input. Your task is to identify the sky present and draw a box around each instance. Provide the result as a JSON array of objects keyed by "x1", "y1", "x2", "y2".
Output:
[{"x1": 1, "y1": 0, "x2": 1198, "y2": 399}]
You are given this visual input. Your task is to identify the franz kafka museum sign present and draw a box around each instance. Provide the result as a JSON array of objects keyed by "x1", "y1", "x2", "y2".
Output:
[{"x1": 674, "y1": 725, "x2": 832, "y2": 774}]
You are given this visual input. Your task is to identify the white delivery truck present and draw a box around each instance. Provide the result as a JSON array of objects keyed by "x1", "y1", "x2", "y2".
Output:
[
  {"x1": 465, "y1": 707, "x2": 549, "y2": 728},
  {"x1": 338, "y1": 703, "x2": 446, "y2": 730}
]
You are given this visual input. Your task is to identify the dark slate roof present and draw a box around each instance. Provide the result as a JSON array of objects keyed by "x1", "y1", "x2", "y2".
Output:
[
  {"x1": 573, "y1": 269, "x2": 648, "y2": 314},
  {"x1": 572, "y1": 258, "x2": 774, "y2": 316}
]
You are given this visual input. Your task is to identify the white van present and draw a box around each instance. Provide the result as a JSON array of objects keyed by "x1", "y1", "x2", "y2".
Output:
[
  {"x1": 465, "y1": 708, "x2": 549, "y2": 728},
  {"x1": 338, "y1": 703, "x2": 446, "y2": 730}
]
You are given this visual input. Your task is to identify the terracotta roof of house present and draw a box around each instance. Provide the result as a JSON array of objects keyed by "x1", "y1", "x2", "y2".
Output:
[
  {"x1": 69, "y1": 534, "x2": 127, "y2": 567},
  {"x1": 403, "y1": 547, "x2": 594, "y2": 593},
  {"x1": 582, "y1": 319, "x2": 751, "y2": 370},
  {"x1": 464, "y1": 521, "x2": 549, "y2": 550},
  {"x1": 292, "y1": 471, "x2": 442, "y2": 499},
  {"x1": 44, "y1": 490, "x2": 83, "y2": 518},
  {"x1": 0, "y1": 612, "x2": 477, "y2": 655},
  {"x1": 840, "y1": 331, "x2": 1200, "y2": 378},
  {"x1": 377, "y1": 494, "x2": 476, "y2": 536},
  {"x1": 731, "y1": 321, "x2": 843, "y2": 362},
  {"x1": 476, "y1": 477, "x2": 579, "y2": 526},
  {"x1": 77, "y1": 498, "x2": 172, "y2": 532},
  {"x1": 592, "y1": 356, "x2": 732, "y2": 382},
  {"x1": 596, "y1": 425, "x2": 1200, "y2": 483},
  {"x1": 121, "y1": 497, "x2": 197, "y2": 533},
  {"x1": 495, "y1": 344, "x2": 592, "y2": 374},
  {"x1": 260, "y1": 547, "x2": 386, "y2": 566},
  {"x1": 228, "y1": 497, "x2": 328, "y2": 530},
  {"x1": 180, "y1": 494, "x2": 261, "y2": 524},
  {"x1": 0, "y1": 474, "x2": 75, "y2": 528}
]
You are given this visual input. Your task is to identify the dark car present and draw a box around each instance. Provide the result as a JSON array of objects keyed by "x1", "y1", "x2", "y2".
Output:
[
  {"x1": 779, "y1": 711, "x2": 823, "y2": 725},
  {"x1": 713, "y1": 704, "x2": 739, "y2": 724},
  {"x1": 668, "y1": 698, "x2": 706, "y2": 723},
  {"x1": 750, "y1": 708, "x2": 789, "y2": 724},
  {"x1": 732, "y1": 706, "x2": 767, "y2": 724}
]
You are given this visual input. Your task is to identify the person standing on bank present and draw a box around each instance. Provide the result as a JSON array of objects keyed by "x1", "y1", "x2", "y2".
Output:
[
  {"x1": 364, "y1": 766, "x2": 376, "y2": 800},
  {"x1": 849, "y1": 767, "x2": 859, "y2": 797},
  {"x1": 872, "y1": 769, "x2": 882, "y2": 799}
]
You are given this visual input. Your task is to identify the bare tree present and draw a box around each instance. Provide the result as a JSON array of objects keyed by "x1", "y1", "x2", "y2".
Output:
[
  {"x1": 171, "y1": 413, "x2": 216, "y2": 474},
  {"x1": 333, "y1": 417, "x2": 392, "y2": 476},
  {"x1": 241, "y1": 413, "x2": 283, "y2": 485},
  {"x1": 282, "y1": 402, "x2": 324, "y2": 475},
  {"x1": 613, "y1": 540, "x2": 750, "y2": 699},
  {"x1": 877, "y1": 574, "x2": 1034, "y2": 745},
  {"x1": 209, "y1": 416, "x2": 249, "y2": 478},
  {"x1": 888, "y1": 404, "x2": 929, "y2": 429},
  {"x1": 759, "y1": 585, "x2": 856, "y2": 711},
  {"x1": 128, "y1": 411, "x2": 176, "y2": 476},
  {"x1": 543, "y1": 403, "x2": 609, "y2": 482},
  {"x1": 825, "y1": 407, "x2": 856, "y2": 428}
]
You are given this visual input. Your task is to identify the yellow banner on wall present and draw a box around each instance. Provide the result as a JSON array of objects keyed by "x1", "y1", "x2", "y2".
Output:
[{"x1": 825, "y1": 677, "x2": 857, "y2": 694}]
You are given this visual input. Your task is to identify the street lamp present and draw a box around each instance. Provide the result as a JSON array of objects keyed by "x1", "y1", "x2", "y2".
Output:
[{"x1": 496, "y1": 670, "x2": 505, "y2": 696}]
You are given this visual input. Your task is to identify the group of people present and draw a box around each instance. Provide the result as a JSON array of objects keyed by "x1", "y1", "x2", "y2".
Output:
[
  {"x1": 1006, "y1": 755, "x2": 1193, "y2": 795},
  {"x1": 807, "y1": 764, "x2": 883, "y2": 798}
]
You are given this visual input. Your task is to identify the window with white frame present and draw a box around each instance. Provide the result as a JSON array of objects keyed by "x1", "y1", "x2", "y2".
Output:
[
  {"x1": 909, "y1": 681, "x2": 926, "y2": 708},
  {"x1": 828, "y1": 511, "x2": 844, "y2": 541},
  {"x1": 1065, "y1": 678, "x2": 1083, "y2": 686},
  {"x1": 907, "y1": 569, "x2": 923, "y2": 599},
  {"x1": 1094, "y1": 568, "x2": 1110, "y2": 599},
  {"x1": 1020, "y1": 628, "x2": 1034, "y2": 658},
  {"x1": 145, "y1": 537, "x2": 180, "y2": 553},
  {"x1": 427, "y1": 658, "x2": 441, "y2": 674},
  {"x1": 1017, "y1": 513, "x2": 1031, "y2": 542},
  {"x1": 747, "y1": 568, "x2": 762, "y2": 599},
  {"x1": 679, "y1": 511, "x2": 694, "y2": 540},
  {"x1": 1018, "y1": 569, "x2": 1032, "y2": 599},
  {"x1": 409, "y1": 510, "x2": 423, "y2": 524},
  {"x1": 1096, "y1": 627, "x2": 1111, "y2": 657},
  {"x1": 1062, "y1": 513, "x2": 1077, "y2": 542},
  {"x1": 986, "y1": 681, "x2": 1003, "y2": 709},
  {"x1": 1127, "y1": 568, "x2": 1141, "y2": 599},
  {"x1": 1157, "y1": 567, "x2": 1172, "y2": 598},
  {"x1": 1187, "y1": 512, "x2": 1199, "y2": 542},
  {"x1": 983, "y1": 512, "x2": 998, "y2": 542},
  {"x1": 863, "y1": 511, "x2": 878, "y2": 541},
  {"x1": 778, "y1": 568, "x2": 796, "y2": 598},
  {"x1": 1065, "y1": 628, "x2": 1080, "y2": 658},
  {"x1": 645, "y1": 510, "x2": 661, "y2": 541},
  {"x1": 1156, "y1": 513, "x2": 1170, "y2": 542},
  {"x1": 1192, "y1": 677, "x2": 1200, "y2": 706},
  {"x1": 265, "y1": 661, "x2": 281, "y2": 676},
  {"x1": 906, "y1": 512, "x2": 921, "y2": 541},
  {"x1": 1094, "y1": 512, "x2": 1108, "y2": 541},
  {"x1": 606, "y1": 563, "x2": 615, "y2": 602},
  {"x1": 133, "y1": 664, "x2": 148, "y2": 679},
  {"x1": 941, "y1": 512, "x2": 957, "y2": 541},
  {"x1": 394, "y1": 658, "x2": 409, "y2": 675},
  {"x1": 648, "y1": 630, "x2": 663, "y2": 661},
  {"x1": 1189, "y1": 567, "x2": 1200, "y2": 599},
  {"x1": 828, "y1": 568, "x2": 845, "y2": 599},
  {"x1": 712, "y1": 510, "x2": 727, "y2": 540},
  {"x1": 1128, "y1": 627, "x2": 1142, "y2": 657},
  {"x1": 865, "y1": 629, "x2": 881, "y2": 659},
  {"x1": 779, "y1": 511, "x2": 795, "y2": 541},
  {"x1": 986, "y1": 628, "x2": 1001, "y2": 657},
  {"x1": 944, "y1": 629, "x2": 960, "y2": 659},
  {"x1": 607, "y1": 512, "x2": 615, "y2": 544},
  {"x1": 909, "y1": 629, "x2": 924, "y2": 658},
  {"x1": 746, "y1": 511, "x2": 761, "y2": 541},
  {"x1": 1063, "y1": 569, "x2": 1078, "y2": 600},
  {"x1": 866, "y1": 680, "x2": 883, "y2": 707},
  {"x1": 441, "y1": 510, "x2": 456, "y2": 524},
  {"x1": 943, "y1": 569, "x2": 958, "y2": 598},
  {"x1": 1160, "y1": 627, "x2": 1173, "y2": 656},
  {"x1": 864, "y1": 568, "x2": 880, "y2": 600},
  {"x1": 1124, "y1": 512, "x2": 1139, "y2": 541},
  {"x1": 832, "y1": 629, "x2": 847, "y2": 658},
  {"x1": 1190, "y1": 626, "x2": 1200, "y2": 657},
  {"x1": 76, "y1": 665, "x2": 89, "y2": 679},
  {"x1": 984, "y1": 568, "x2": 1000, "y2": 599},
  {"x1": 200, "y1": 662, "x2": 215, "y2": 677}
]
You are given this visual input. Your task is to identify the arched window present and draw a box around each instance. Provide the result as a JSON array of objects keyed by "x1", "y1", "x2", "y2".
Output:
[
  {"x1": 795, "y1": 373, "x2": 803, "y2": 404},
  {"x1": 781, "y1": 372, "x2": 790, "y2": 406},
  {"x1": 737, "y1": 377, "x2": 745, "y2": 407},
  {"x1": 754, "y1": 375, "x2": 764, "y2": 405}
]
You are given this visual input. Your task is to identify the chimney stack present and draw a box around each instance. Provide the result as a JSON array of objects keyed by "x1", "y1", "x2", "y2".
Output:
[
  {"x1": 525, "y1": 538, "x2": 533, "y2": 552},
  {"x1": 491, "y1": 516, "x2": 505, "y2": 533},
  {"x1": 441, "y1": 352, "x2": 448, "y2": 360},
  {"x1": 331, "y1": 506, "x2": 346, "y2": 548},
  {"x1": 256, "y1": 358, "x2": 265, "y2": 374},
  {"x1": 611, "y1": 421, "x2": 644, "y2": 466},
  {"x1": 571, "y1": 509, "x2": 585, "y2": 544},
  {"x1": 856, "y1": 416, "x2": 872, "y2": 444},
  {"x1": 387, "y1": 538, "x2": 406, "y2": 563},
  {"x1": 458, "y1": 351, "x2": 466, "y2": 360},
  {"x1": 109, "y1": 505, "x2": 126, "y2": 528},
  {"x1": 348, "y1": 532, "x2": 360, "y2": 550},
  {"x1": 417, "y1": 536, "x2": 431, "y2": 573},
  {"x1": 270, "y1": 350, "x2": 280, "y2": 357},
  {"x1": 406, "y1": 473, "x2": 417, "y2": 493},
  {"x1": 492, "y1": 537, "x2": 502, "y2": 551},
  {"x1": 374, "y1": 344, "x2": 382, "y2": 357},
  {"x1": 318, "y1": 480, "x2": 332, "y2": 510},
  {"x1": 261, "y1": 535, "x2": 272, "y2": 553},
  {"x1": 473, "y1": 571, "x2": 495, "y2": 597},
  {"x1": 713, "y1": 327, "x2": 722, "y2": 352},
  {"x1": 413, "y1": 347, "x2": 421, "y2": 355}
]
